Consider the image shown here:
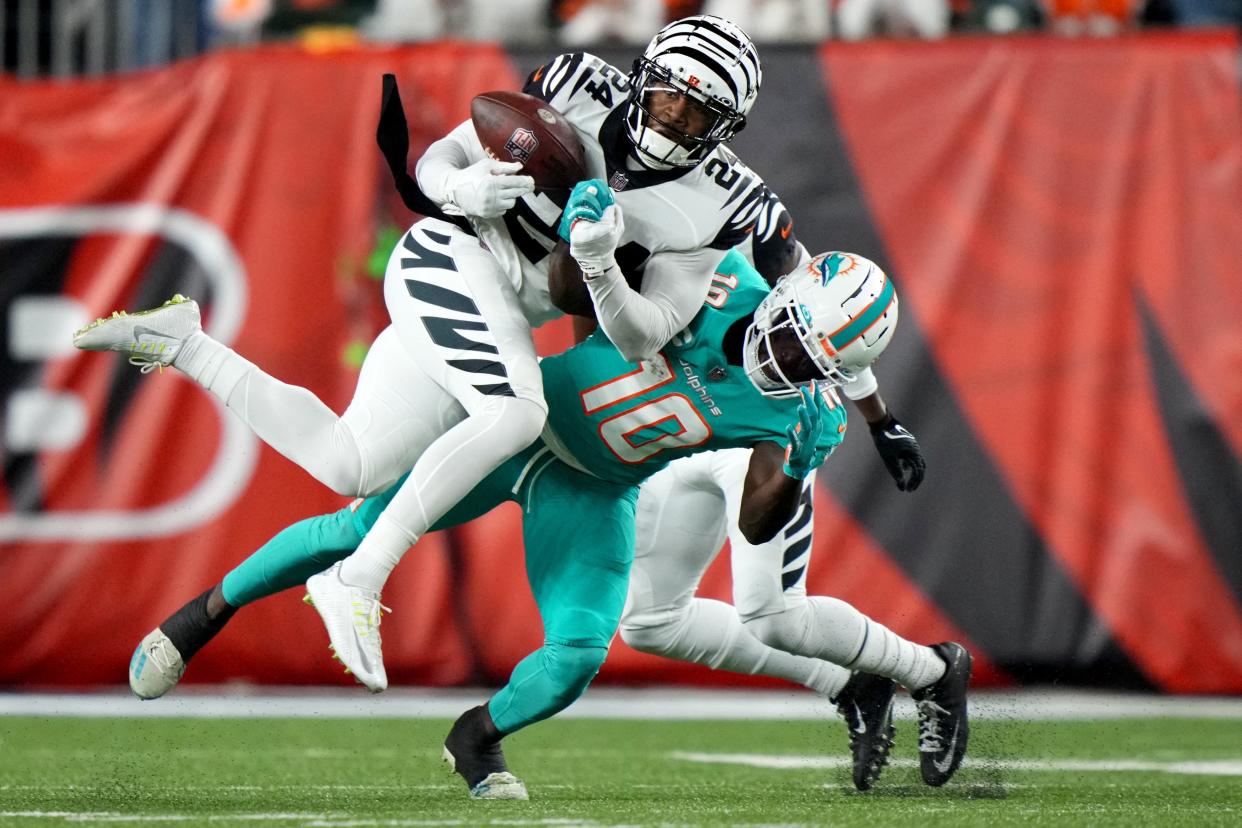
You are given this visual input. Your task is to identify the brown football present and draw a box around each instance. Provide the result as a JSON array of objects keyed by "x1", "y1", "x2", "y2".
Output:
[{"x1": 470, "y1": 91, "x2": 588, "y2": 192}]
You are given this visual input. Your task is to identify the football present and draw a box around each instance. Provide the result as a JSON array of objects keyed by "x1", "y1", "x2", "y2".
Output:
[{"x1": 470, "y1": 90, "x2": 588, "y2": 192}]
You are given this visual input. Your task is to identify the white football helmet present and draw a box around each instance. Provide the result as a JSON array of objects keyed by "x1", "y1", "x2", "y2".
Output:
[
  {"x1": 743, "y1": 252, "x2": 899, "y2": 398},
  {"x1": 625, "y1": 15, "x2": 761, "y2": 169}
]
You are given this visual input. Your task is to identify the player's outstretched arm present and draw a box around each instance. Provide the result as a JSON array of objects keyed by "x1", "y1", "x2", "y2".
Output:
[{"x1": 739, "y1": 384, "x2": 833, "y2": 544}]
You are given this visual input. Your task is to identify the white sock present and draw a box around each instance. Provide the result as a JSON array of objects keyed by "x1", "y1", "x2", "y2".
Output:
[
  {"x1": 846, "y1": 615, "x2": 947, "y2": 692},
  {"x1": 339, "y1": 512, "x2": 413, "y2": 592},
  {"x1": 622, "y1": 598, "x2": 851, "y2": 699},
  {"x1": 801, "y1": 596, "x2": 947, "y2": 691}
]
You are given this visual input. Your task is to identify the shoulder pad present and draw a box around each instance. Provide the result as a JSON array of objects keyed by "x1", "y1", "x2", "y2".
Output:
[{"x1": 525, "y1": 51, "x2": 632, "y2": 116}]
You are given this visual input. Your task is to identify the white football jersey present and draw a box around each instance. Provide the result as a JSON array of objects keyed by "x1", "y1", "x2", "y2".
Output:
[{"x1": 460, "y1": 52, "x2": 789, "y2": 326}]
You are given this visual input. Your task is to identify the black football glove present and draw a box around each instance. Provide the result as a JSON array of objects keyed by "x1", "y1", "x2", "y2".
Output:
[{"x1": 869, "y1": 413, "x2": 925, "y2": 492}]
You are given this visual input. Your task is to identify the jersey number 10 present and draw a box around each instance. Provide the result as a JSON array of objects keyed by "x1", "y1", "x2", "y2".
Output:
[{"x1": 580, "y1": 355, "x2": 712, "y2": 464}]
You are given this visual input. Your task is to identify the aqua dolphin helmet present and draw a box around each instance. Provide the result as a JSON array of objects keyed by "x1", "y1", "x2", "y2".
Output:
[
  {"x1": 625, "y1": 15, "x2": 761, "y2": 170},
  {"x1": 743, "y1": 252, "x2": 899, "y2": 398}
]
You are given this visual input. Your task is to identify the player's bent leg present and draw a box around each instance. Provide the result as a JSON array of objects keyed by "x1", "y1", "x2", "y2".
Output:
[
  {"x1": 305, "y1": 449, "x2": 527, "y2": 693},
  {"x1": 742, "y1": 599, "x2": 947, "y2": 696},
  {"x1": 309, "y1": 395, "x2": 543, "y2": 691},
  {"x1": 460, "y1": 459, "x2": 636, "y2": 795},
  {"x1": 912, "y1": 642, "x2": 972, "y2": 786},
  {"x1": 623, "y1": 451, "x2": 853, "y2": 704},
  {"x1": 130, "y1": 506, "x2": 367, "y2": 699},
  {"x1": 487, "y1": 640, "x2": 608, "y2": 735},
  {"x1": 441, "y1": 641, "x2": 605, "y2": 800},
  {"x1": 715, "y1": 457, "x2": 902, "y2": 789},
  {"x1": 129, "y1": 584, "x2": 235, "y2": 700},
  {"x1": 309, "y1": 222, "x2": 548, "y2": 687},
  {"x1": 620, "y1": 599, "x2": 850, "y2": 699},
  {"x1": 76, "y1": 296, "x2": 371, "y2": 495}
]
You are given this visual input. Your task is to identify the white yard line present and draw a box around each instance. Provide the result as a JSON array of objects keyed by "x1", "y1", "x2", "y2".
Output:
[
  {"x1": 0, "y1": 817, "x2": 616, "y2": 827},
  {"x1": 2, "y1": 687, "x2": 1242, "y2": 720},
  {"x1": 672, "y1": 751, "x2": 1242, "y2": 777}
]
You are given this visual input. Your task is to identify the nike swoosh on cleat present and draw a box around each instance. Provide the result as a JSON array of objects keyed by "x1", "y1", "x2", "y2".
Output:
[
  {"x1": 132, "y1": 325, "x2": 181, "y2": 343},
  {"x1": 852, "y1": 702, "x2": 867, "y2": 734},
  {"x1": 932, "y1": 721, "x2": 961, "y2": 774}
]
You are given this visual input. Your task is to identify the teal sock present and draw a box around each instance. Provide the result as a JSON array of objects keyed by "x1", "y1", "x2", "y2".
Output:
[{"x1": 221, "y1": 507, "x2": 364, "y2": 607}]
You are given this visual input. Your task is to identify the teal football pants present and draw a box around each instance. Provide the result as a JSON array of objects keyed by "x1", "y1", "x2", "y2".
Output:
[{"x1": 220, "y1": 441, "x2": 638, "y2": 737}]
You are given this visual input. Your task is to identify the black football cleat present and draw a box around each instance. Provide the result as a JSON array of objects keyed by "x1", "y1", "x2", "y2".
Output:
[
  {"x1": 442, "y1": 704, "x2": 529, "y2": 800},
  {"x1": 834, "y1": 671, "x2": 897, "y2": 791},
  {"x1": 912, "y1": 642, "x2": 973, "y2": 786}
]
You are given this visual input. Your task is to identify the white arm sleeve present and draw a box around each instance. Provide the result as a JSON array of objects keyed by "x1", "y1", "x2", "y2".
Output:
[
  {"x1": 585, "y1": 247, "x2": 721, "y2": 363},
  {"x1": 414, "y1": 119, "x2": 488, "y2": 206},
  {"x1": 841, "y1": 366, "x2": 879, "y2": 401}
]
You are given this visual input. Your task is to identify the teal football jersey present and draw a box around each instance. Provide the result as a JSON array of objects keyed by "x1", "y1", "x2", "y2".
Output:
[{"x1": 540, "y1": 250, "x2": 848, "y2": 486}]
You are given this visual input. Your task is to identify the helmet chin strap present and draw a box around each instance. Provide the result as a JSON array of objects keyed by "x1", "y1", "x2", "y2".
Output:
[{"x1": 633, "y1": 126, "x2": 696, "y2": 170}]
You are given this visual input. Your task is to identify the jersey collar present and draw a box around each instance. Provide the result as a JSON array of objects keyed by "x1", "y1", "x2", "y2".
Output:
[{"x1": 598, "y1": 107, "x2": 696, "y2": 192}]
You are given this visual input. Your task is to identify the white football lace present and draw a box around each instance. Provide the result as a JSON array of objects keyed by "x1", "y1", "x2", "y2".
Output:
[
  {"x1": 916, "y1": 699, "x2": 949, "y2": 753},
  {"x1": 353, "y1": 595, "x2": 392, "y2": 644},
  {"x1": 147, "y1": 638, "x2": 180, "y2": 675},
  {"x1": 127, "y1": 356, "x2": 164, "y2": 374}
]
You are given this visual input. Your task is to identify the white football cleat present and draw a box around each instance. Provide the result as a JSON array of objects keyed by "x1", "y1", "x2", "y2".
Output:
[
  {"x1": 129, "y1": 628, "x2": 185, "y2": 700},
  {"x1": 467, "y1": 771, "x2": 529, "y2": 801},
  {"x1": 304, "y1": 563, "x2": 390, "y2": 693},
  {"x1": 73, "y1": 294, "x2": 200, "y2": 372}
]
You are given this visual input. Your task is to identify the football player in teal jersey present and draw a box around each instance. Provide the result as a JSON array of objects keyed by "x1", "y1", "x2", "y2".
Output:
[{"x1": 124, "y1": 247, "x2": 968, "y2": 799}]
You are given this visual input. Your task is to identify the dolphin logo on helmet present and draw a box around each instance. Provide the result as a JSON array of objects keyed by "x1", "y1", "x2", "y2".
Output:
[{"x1": 743, "y1": 252, "x2": 899, "y2": 397}]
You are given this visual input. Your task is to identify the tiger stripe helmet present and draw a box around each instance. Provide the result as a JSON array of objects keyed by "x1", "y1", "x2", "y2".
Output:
[{"x1": 625, "y1": 15, "x2": 762, "y2": 169}]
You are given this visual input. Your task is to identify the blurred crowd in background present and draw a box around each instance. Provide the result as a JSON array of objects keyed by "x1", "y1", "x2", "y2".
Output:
[{"x1": 3, "y1": 0, "x2": 1239, "y2": 79}]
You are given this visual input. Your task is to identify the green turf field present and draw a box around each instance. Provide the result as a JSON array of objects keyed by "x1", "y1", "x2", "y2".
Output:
[{"x1": 2, "y1": 716, "x2": 1240, "y2": 826}]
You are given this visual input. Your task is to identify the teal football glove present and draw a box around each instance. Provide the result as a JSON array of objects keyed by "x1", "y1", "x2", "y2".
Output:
[
  {"x1": 557, "y1": 179, "x2": 615, "y2": 242},
  {"x1": 783, "y1": 382, "x2": 832, "y2": 480}
]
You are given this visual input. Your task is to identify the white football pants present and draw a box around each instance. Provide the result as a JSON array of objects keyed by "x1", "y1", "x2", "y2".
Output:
[
  {"x1": 621, "y1": 447, "x2": 946, "y2": 694},
  {"x1": 174, "y1": 217, "x2": 547, "y2": 591}
]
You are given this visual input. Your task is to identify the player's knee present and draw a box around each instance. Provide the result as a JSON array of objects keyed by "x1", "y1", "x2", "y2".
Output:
[
  {"x1": 315, "y1": 463, "x2": 365, "y2": 497},
  {"x1": 619, "y1": 615, "x2": 679, "y2": 657},
  {"x1": 304, "y1": 509, "x2": 365, "y2": 566},
  {"x1": 479, "y1": 395, "x2": 547, "y2": 454},
  {"x1": 310, "y1": 426, "x2": 366, "y2": 496},
  {"x1": 743, "y1": 610, "x2": 806, "y2": 653},
  {"x1": 543, "y1": 642, "x2": 607, "y2": 706}
]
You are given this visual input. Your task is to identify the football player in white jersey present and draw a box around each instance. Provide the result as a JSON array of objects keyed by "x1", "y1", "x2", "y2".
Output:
[{"x1": 74, "y1": 16, "x2": 814, "y2": 692}]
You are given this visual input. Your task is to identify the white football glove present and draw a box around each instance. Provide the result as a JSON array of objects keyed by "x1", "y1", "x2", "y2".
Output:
[
  {"x1": 442, "y1": 158, "x2": 535, "y2": 219},
  {"x1": 569, "y1": 203, "x2": 625, "y2": 278}
]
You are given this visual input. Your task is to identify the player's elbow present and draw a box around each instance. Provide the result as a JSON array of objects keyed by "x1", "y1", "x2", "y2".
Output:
[
  {"x1": 614, "y1": 343, "x2": 650, "y2": 365},
  {"x1": 738, "y1": 517, "x2": 778, "y2": 546},
  {"x1": 610, "y1": 326, "x2": 670, "y2": 364}
]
